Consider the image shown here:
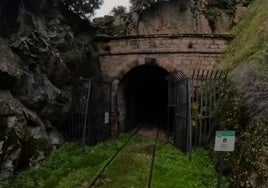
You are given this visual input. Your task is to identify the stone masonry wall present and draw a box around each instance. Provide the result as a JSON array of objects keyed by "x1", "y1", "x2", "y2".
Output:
[
  {"x1": 99, "y1": 53, "x2": 221, "y2": 80},
  {"x1": 95, "y1": 34, "x2": 231, "y2": 80}
]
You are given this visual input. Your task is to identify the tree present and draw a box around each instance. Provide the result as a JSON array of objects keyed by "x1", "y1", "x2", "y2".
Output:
[
  {"x1": 129, "y1": 0, "x2": 156, "y2": 12},
  {"x1": 129, "y1": 0, "x2": 175, "y2": 12},
  {"x1": 111, "y1": 6, "x2": 127, "y2": 16},
  {"x1": 203, "y1": 0, "x2": 235, "y2": 10},
  {"x1": 61, "y1": 0, "x2": 103, "y2": 19}
]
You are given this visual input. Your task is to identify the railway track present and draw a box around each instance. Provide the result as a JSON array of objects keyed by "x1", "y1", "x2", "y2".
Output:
[
  {"x1": 148, "y1": 126, "x2": 159, "y2": 188},
  {"x1": 88, "y1": 123, "x2": 160, "y2": 188}
]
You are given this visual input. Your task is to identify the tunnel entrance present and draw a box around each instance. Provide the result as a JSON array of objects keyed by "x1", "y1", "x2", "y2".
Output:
[{"x1": 119, "y1": 64, "x2": 169, "y2": 131}]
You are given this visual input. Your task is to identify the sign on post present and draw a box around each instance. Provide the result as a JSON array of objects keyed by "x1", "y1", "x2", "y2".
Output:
[
  {"x1": 104, "y1": 112, "x2": 109, "y2": 124},
  {"x1": 215, "y1": 130, "x2": 235, "y2": 188},
  {"x1": 214, "y1": 131, "x2": 235, "y2": 152}
]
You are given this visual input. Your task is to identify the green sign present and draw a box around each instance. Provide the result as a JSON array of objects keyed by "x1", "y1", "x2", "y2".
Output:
[{"x1": 214, "y1": 131, "x2": 235, "y2": 152}]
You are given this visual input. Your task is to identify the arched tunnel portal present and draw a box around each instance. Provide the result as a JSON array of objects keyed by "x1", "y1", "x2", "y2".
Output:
[{"x1": 118, "y1": 64, "x2": 169, "y2": 131}]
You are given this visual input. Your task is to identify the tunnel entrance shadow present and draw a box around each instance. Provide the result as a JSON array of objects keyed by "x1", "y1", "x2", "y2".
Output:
[{"x1": 119, "y1": 64, "x2": 169, "y2": 131}]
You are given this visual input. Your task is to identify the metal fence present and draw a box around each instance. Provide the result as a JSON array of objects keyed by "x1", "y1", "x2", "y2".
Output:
[
  {"x1": 65, "y1": 79, "x2": 111, "y2": 145},
  {"x1": 190, "y1": 70, "x2": 228, "y2": 148},
  {"x1": 166, "y1": 70, "x2": 228, "y2": 152}
]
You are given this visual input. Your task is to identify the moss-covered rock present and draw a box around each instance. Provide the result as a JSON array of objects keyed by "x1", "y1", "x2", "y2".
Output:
[
  {"x1": 0, "y1": 126, "x2": 22, "y2": 180},
  {"x1": 216, "y1": 0, "x2": 268, "y2": 187},
  {"x1": 0, "y1": 0, "x2": 100, "y2": 180},
  {"x1": 92, "y1": 15, "x2": 129, "y2": 36}
]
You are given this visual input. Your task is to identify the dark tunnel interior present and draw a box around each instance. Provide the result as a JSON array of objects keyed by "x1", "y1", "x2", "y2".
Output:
[{"x1": 120, "y1": 64, "x2": 169, "y2": 130}]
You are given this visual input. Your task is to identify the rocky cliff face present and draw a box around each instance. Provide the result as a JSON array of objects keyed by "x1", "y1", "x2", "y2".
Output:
[
  {"x1": 0, "y1": 0, "x2": 99, "y2": 180},
  {"x1": 92, "y1": 0, "x2": 249, "y2": 36}
]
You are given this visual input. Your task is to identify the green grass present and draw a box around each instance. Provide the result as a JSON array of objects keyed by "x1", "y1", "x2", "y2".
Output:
[
  {"x1": 152, "y1": 143, "x2": 217, "y2": 188},
  {"x1": 219, "y1": 0, "x2": 268, "y2": 68},
  {"x1": 95, "y1": 135, "x2": 154, "y2": 187},
  {"x1": 0, "y1": 134, "x2": 219, "y2": 188},
  {"x1": 0, "y1": 134, "x2": 131, "y2": 188}
]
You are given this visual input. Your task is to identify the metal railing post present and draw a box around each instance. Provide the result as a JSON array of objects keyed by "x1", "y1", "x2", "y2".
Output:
[{"x1": 82, "y1": 79, "x2": 91, "y2": 149}]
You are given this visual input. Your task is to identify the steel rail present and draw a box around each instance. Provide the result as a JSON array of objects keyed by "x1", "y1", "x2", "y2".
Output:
[{"x1": 148, "y1": 126, "x2": 160, "y2": 188}]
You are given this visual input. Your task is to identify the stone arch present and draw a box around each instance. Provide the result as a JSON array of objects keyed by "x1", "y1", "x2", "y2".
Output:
[
  {"x1": 115, "y1": 59, "x2": 140, "y2": 80},
  {"x1": 157, "y1": 59, "x2": 178, "y2": 73},
  {"x1": 114, "y1": 58, "x2": 177, "y2": 81},
  {"x1": 107, "y1": 58, "x2": 179, "y2": 134},
  {"x1": 110, "y1": 59, "x2": 173, "y2": 133}
]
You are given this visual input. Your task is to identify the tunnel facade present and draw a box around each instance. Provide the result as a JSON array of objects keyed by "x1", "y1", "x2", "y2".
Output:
[{"x1": 96, "y1": 34, "x2": 231, "y2": 135}]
